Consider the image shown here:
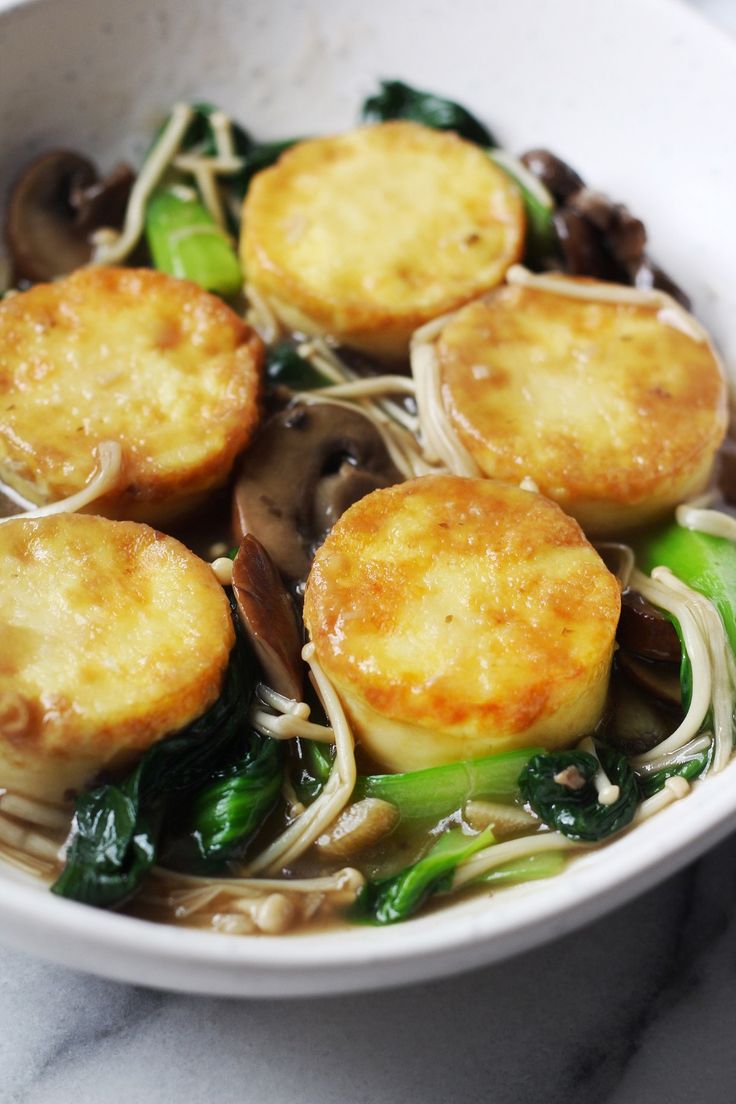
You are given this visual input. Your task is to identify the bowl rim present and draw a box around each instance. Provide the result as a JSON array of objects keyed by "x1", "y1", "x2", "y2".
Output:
[
  {"x1": 2, "y1": 0, "x2": 736, "y2": 997},
  {"x1": 3, "y1": 758, "x2": 736, "y2": 995}
]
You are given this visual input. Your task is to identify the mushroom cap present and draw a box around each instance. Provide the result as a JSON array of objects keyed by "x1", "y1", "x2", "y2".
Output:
[
  {"x1": 232, "y1": 535, "x2": 304, "y2": 700},
  {"x1": 5, "y1": 150, "x2": 97, "y2": 282},
  {"x1": 4, "y1": 150, "x2": 134, "y2": 284},
  {"x1": 232, "y1": 401, "x2": 403, "y2": 583}
]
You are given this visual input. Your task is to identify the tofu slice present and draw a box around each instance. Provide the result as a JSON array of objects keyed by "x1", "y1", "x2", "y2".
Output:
[
  {"x1": 434, "y1": 277, "x2": 728, "y2": 534},
  {"x1": 0, "y1": 513, "x2": 234, "y2": 803},
  {"x1": 241, "y1": 121, "x2": 524, "y2": 360},
  {"x1": 0, "y1": 266, "x2": 263, "y2": 524},
  {"x1": 304, "y1": 475, "x2": 620, "y2": 771}
]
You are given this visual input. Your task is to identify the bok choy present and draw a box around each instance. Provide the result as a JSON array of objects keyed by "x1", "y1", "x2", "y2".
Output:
[
  {"x1": 519, "y1": 746, "x2": 639, "y2": 842},
  {"x1": 53, "y1": 624, "x2": 282, "y2": 908},
  {"x1": 355, "y1": 827, "x2": 494, "y2": 924}
]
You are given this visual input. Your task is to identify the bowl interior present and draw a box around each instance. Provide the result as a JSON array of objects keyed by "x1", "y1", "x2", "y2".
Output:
[{"x1": 1, "y1": 0, "x2": 736, "y2": 996}]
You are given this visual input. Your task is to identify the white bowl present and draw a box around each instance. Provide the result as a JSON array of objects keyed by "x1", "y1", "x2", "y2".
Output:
[{"x1": 1, "y1": 0, "x2": 736, "y2": 997}]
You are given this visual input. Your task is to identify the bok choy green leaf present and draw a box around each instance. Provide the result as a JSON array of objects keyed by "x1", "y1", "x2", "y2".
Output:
[
  {"x1": 51, "y1": 618, "x2": 279, "y2": 908},
  {"x1": 355, "y1": 827, "x2": 493, "y2": 924},
  {"x1": 519, "y1": 745, "x2": 638, "y2": 842},
  {"x1": 354, "y1": 747, "x2": 539, "y2": 822},
  {"x1": 361, "y1": 80, "x2": 496, "y2": 147},
  {"x1": 179, "y1": 734, "x2": 283, "y2": 863}
]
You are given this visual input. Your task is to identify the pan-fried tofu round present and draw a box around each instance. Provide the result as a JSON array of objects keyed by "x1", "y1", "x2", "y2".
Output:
[
  {"x1": 0, "y1": 513, "x2": 234, "y2": 804},
  {"x1": 304, "y1": 475, "x2": 620, "y2": 772},
  {"x1": 434, "y1": 279, "x2": 728, "y2": 534},
  {"x1": 241, "y1": 121, "x2": 524, "y2": 360},
  {"x1": 0, "y1": 267, "x2": 263, "y2": 524}
]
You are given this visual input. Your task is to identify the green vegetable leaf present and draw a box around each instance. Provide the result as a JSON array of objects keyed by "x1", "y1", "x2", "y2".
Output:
[
  {"x1": 361, "y1": 80, "x2": 496, "y2": 147},
  {"x1": 636, "y1": 523, "x2": 736, "y2": 659},
  {"x1": 51, "y1": 769, "x2": 159, "y2": 909},
  {"x1": 354, "y1": 747, "x2": 539, "y2": 822},
  {"x1": 639, "y1": 742, "x2": 712, "y2": 800},
  {"x1": 293, "y1": 737, "x2": 335, "y2": 804},
  {"x1": 145, "y1": 187, "x2": 243, "y2": 297},
  {"x1": 182, "y1": 735, "x2": 283, "y2": 863},
  {"x1": 52, "y1": 623, "x2": 258, "y2": 908},
  {"x1": 265, "y1": 341, "x2": 331, "y2": 390},
  {"x1": 355, "y1": 827, "x2": 493, "y2": 924},
  {"x1": 519, "y1": 745, "x2": 639, "y2": 842},
  {"x1": 474, "y1": 850, "x2": 568, "y2": 888},
  {"x1": 487, "y1": 151, "x2": 558, "y2": 268}
]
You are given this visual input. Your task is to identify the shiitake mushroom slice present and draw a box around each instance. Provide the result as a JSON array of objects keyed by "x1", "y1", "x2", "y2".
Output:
[
  {"x1": 232, "y1": 401, "x2": 402, "y2": 584},
  {"x1": 5, "y1": 150, "x2": 133, "y2": 283}
]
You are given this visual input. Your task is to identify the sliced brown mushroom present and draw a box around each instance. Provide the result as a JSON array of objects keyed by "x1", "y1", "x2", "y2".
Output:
[
  {"x1": 232, "y1": 402, "x2": 403, "y2": 583},
  {"x1": 553, "y1": 206, "x2": 620, "y2": 281},
  {"x1": 716, "y1": 436, "x2": 736, "y2": 506},
  {"x1": 5, "y1": 150, "x2": 134, "y2": 283},
  {"x1": 232, "y1": 534, "x2": 304, "y2": 700},
  {"x1": 520, "y1": 148, "x2": 585, "y2": 203},
  {"x1": 69, "y1": 161, "x2": 134, "y2": 237},
  {"x1": 567, "y1": 189, "x2": 647, "y2": 269},
  {"x1": 616, "y1": 651, "x2": 681, "y2": 708},
  {"x1": 463, "y1": 799, "x2": 537, "y2": 836},
  {"x1": 617, "y1": 589, "x2": 681, "y2": 663},
  {"x1": 607, "y1": 658, "x2": 684, "y2": 755},
  {"x1": 314, "y1": 798, "x2": 399, "y2": 859},
  {"x1": 521, "y1": 149, "x2": 690, "y2": 306}
]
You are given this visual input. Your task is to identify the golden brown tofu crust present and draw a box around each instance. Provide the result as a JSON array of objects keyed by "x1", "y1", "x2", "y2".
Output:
[
  {"x1": 304, "y1": 476, "x2": 620, "y2": 770},
  {"x1": 0, "y1": 513, "x2": 234, "y2": 802},
  {"x1": 0, "y1": 266, "x2": 263, "y2": 523},
  {"x1": 241, "y1": 122, "x2": 524, "y2": 358},
  {"x1": 436, "y1": 281, "x2": 728, "y2": 534}
]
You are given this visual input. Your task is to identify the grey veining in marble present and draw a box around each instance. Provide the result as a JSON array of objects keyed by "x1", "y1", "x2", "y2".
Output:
[
  {"x1": 4, "y1": 833, "x2": 736, "y2": 1104},
  {"x1": 3, "y1": 2, "x2": 736, "y2": 1103}
]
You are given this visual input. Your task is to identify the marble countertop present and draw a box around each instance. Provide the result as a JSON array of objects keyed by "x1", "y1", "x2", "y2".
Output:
[
  {"x1": 5, "y1": 834, "x2": 736, "y2": 1103},
  {"x1": 3, "y1": 2, "x2": 736, "y2": 1102}
]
